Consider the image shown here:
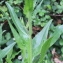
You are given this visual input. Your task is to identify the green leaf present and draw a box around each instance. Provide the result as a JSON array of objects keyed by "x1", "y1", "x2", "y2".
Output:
[
  {"x1": 50, "y1": 25, "x2": 63, "y2": 46},
  {"x1": 33, "y1": 0, "x2": 37, "y2": 8},
  {"x1": 7, "y1": 20, "x2": 25, "y2": 49},
  {"x1": 5, "y1": 2, "x2": 29, "y2": 37},
  {"x1": 32, "y1": 20, "x2": 52, "y2": 59},
  {"x1": 23, "y1": 0, "x2": 33, "y2": 17},
  {"x1": 33, "y1": 25, "x2": 63, "y2": 63},
  {"x1": 5, "y1": 2, "x2": 29, "y2": 45},
  {"x1": 38, "y1": 25, "x2": 63, "y2": 63},
  {"x1": 13, "y1": 59, "x2": 22, "y2": 63},
  {"x1": 11, "y1": 51, "x2": 21, "y2": 59},
  {"x1": 59, "y1": 39, "x2": 63, "y2": 46},
  {"x1": 6, "y1": 49, "x2": 13, "y2": 63},
  {"x1": 0, "y1": 24, "x2": 3, "y2": 44},
  {"x1": 33, "y1": 0, "x2": 44, "y2": 16},
  {"x1": 5, "y1": 32, "x2": 11, "y2": 40},
  {"x1": 7, "y1": 20, "x2": 29, "y2": 63},
  {"x1": 0, "y1": 42, "x2": 16, "y2": 59},
  {"x1": 0, "y1": 24, "x2": 7, "y2": 45},
  {"x1": 0, "y1": 59, "x2": 3, "y2": 63},
  {"x1": 5, "y1": 2, "x2": 31, "y2": 62},
  {"x1": 38, "y1": 37, "x2": 52, "y2": 63},
  {"x1": 61, "y1": 47, "x2": 63, "y2": 53}
]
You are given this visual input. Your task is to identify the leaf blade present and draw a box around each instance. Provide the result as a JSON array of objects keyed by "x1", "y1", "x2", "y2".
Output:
[
  {"x1": 5, "y1": 2, "x2": 28, "y2": 37},
  {"x1": 38, "y1": 25, "x2": 63, "y2": 63},
  {"x1": 0, "y1": 42, "x2": 16, "y2": 59},
  {"x1": 32, "y1": 20, "x2": 52, "y2": 59}
]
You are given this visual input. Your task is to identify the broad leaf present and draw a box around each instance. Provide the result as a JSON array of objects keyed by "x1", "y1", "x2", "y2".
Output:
[
  {"x1": 32, "y1": 20, "x2": 52, "y2": 59},
  {"x1": 0, "y1": 42, "x2": 16, "y2": 59}
]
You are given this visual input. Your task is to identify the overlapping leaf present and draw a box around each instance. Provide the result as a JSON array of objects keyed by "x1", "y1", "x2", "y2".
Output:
[
  {"x1": 5, "y1": 2, "x2": 29, "y2": 45},
  {"x1": 5, "y1": 2, "x2": 30, "y2": 63},
  {"x1": 33, "y1": 0, "x2": 44, "y2": 16},
  {"x1": 7, "y1": 21, "x2": 24, "y2": 49},
  {"x1": 5, "y1": 2, "x2": 29, "y2": 39},
  {"x1": 32, "y1": 20, "x2": 52, "y2": 59},
  {"x1": 38, "y1": 25, "x2": 63, "y2": 63},
  {"x1": 33, "y1": 25, "x2": 63, "y2": 63},
  {"x1": 23, "y1": 0, "x2": 33, "y2": 17}
]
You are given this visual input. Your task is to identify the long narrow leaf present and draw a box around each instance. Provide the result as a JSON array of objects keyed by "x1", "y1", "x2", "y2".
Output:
[
  {"x1": 50, "y1": 25, "x2": 63, "y2": 46},
  {"x1": 0, "y1": 24, "x2": 3, "y2": 44},
  {"x1": 0, "y1": 42, "x2": 16, "y2": 59},
  {"x1": 38, "y1": 25, "x2": 63, "y2": 63},
  {"x1": 32, "y1": 20, "x2": 52, "y2": 59},
  {"x1": 8, "y1": 20, "x2": 25, "y2": 49},
  {"x1": 5, "y1": 2, "x2": 29, "y2": 37},
  {"x1": 33, "y1": 0, "x2": 44, "y2": 16},
  {"x1": 5, "y1": 2, "x2": 30, "y2": 62},
  {"x1": 5, "y1": 2, "x2": 29, "y2": 44},
  {"x1": 7, "y1": 20, "x2": 29, "y2": 63}
]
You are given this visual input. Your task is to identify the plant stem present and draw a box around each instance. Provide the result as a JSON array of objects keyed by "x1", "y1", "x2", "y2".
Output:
[{"x1": 28, "y1": 12, "x2": 32, "y2": 63}]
